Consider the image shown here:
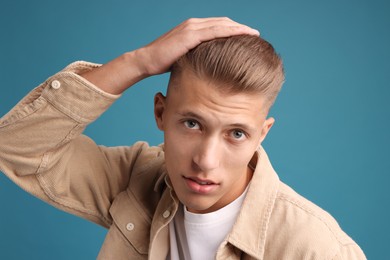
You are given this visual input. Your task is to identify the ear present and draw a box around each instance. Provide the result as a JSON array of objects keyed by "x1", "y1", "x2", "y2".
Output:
[
  {"x1": 258, "y1": 117, "x2": 275, "y2": 144},
  {"x1": 154, "y1": 92, "x2": 166, "y2": 131}
]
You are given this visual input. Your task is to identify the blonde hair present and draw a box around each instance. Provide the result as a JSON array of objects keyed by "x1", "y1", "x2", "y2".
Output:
[{"x1": 170, "y1": 35, "x2": 284, "y2": 107}]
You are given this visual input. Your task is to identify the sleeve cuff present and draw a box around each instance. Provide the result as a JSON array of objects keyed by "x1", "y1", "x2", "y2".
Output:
[{"x1": 41, "y1": 61, "x2": 121, "y2": 124}]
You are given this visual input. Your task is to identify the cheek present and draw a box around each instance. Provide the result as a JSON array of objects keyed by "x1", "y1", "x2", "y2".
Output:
[
  {"x1": 224, "y1": 143, "x2": 257, "y2": 166},
  {"x1": 224, "y1": 155, "x2": 249, "y2": 174},
  {"x1": 163, "y1": 130, "x2": 192, "y2": 168}
]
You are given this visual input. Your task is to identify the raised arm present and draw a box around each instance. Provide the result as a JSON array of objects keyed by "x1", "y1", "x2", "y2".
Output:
[
  {"x1": 0, "y1": 17, "x2": 259, "y2": 227},
  {"x1": 81, "y1": 17, "x2": 259, "y2": 94}
]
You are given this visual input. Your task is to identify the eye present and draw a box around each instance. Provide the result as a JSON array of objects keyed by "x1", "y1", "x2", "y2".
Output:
[
  {"x1": 184, "y1": 120, "x2": 200, "y2": 130},
  {"x1": 230, "y1": 129, "x2": 246, "y2": 140}
]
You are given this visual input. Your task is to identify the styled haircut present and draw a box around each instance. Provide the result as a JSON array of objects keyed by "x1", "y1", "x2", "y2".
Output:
[{"x1": 170, "y1": 35, "x2": 284, "y2": 107}]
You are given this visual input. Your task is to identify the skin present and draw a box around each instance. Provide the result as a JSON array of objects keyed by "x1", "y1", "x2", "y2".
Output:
[
  {"x1": 154, "y1": 69, "x2": 274, "y2": 213},
  {"x1": 81, "y1": 17, "x2": 259, "y2": 95},
  {"x1": 80, "y1": 17, "x2": 265, "y2": 214}
]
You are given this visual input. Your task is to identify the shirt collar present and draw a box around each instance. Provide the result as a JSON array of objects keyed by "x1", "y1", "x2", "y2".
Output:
[
  {"x1": 225, "y1": 146, "x2": 280, "y2": 259},
  {"x1": 156, "y1": 146, "x2": 280, "y2": 259}
]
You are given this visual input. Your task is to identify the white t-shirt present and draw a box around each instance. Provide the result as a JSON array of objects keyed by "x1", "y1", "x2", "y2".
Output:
[{"x1": 168, "y1": 188, "x2": 248, "y2": 260}]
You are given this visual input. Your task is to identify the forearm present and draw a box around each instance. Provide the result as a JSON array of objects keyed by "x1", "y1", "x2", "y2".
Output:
[
  {"x1": 80, "y1": 50, "x2": 148, "y2": 95},
  {"x1": 0, "y1": 62, "x2": 117, "y2": 173},
  {"x1": 0, "y1": 63, "x2": 123, "y2": 225},
  {"x1": 80, "y1": 18, "x2": 260, "y2": 95}
]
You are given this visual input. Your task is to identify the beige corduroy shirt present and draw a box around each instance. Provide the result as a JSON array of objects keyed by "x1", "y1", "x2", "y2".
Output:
[{"x1": 0, "y1": 62, "x2": 366, "y2": 259}]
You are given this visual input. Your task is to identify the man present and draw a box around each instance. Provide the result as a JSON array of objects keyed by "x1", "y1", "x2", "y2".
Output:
[{"x1": 0, "y1": 18, "x2": 365, "y2": 259}]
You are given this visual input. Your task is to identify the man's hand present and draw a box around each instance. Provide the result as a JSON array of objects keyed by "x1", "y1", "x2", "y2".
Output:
[
  {"x1": 137, "y1": 17, "x2": 259, "y2": 76},
  {"x1": 82, "y1": 17, "x2": 259, "y2": 95}
]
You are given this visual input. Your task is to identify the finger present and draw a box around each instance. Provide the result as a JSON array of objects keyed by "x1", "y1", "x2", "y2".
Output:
[
  {"x1": 180, "y1": 17, "x2": 246, "y2": 31},
  {"x1": 180, "y1": 17, "x2": 233, "y2": 25},
  {"x1": 194, "y1": 25, "x2": 260, "y2": 42},
  {"x1": 179, "y1": 18, "x2": 259, "y2": 37}
]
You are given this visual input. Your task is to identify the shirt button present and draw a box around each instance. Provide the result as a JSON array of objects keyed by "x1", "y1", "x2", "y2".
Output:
[
  {"x1": 51, "y1": 80, "x2": 61, "y2": 89},
  {"x1": 163, "y1": 210, "x2": 171, "y2": 218},
  {"x1": 126, "y1": 223, "x2": 134, "y2": 231}
]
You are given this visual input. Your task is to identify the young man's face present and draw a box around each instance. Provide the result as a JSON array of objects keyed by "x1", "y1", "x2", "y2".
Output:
[{"x1": 154, "y1": 69, "x2": 274, "y2": 214}]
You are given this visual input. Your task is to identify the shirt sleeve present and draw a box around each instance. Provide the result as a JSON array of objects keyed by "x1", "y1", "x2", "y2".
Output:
[
  {"x1": 0, "y1": 61, "x2": 149, "y2": 228},
  {"x1": 332, "y1": 243, "x2": 367, "y2": 260}
]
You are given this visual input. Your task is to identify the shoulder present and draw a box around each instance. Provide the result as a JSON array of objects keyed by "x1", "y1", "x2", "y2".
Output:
[
  {"x1": 124, "y1": 141, "x2": 166, "y2": 190},
  {"x1": 264, "y1": 182, "x2": 366, "y2": 259},
  {"x1": 129, "y1": 141, "x2": 165, "y2": 173}
]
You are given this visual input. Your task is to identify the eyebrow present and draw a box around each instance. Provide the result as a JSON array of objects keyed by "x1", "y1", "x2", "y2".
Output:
[
  {"x1": 177, "y1": 111, "x2": 257, "y2": 133},
  {"x1": 178, "y1": 111, "x2": 203, "y2": 121}
]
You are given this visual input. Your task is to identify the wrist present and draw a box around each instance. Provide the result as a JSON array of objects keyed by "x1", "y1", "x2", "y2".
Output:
[
  {"x1": 112, "y1": 51, "x2": 148, "y2": 88},
  {"x1": 129, "y1": 47, "x2": 155, "y2": 78},
  {"x1": 81, "y1": 51, "x2": 149, "y2": 95}
]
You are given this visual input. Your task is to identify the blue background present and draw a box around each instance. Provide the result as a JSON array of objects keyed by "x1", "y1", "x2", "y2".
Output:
[{"x1": 1, "y1": 0, "x2": 389, "y2": 259}]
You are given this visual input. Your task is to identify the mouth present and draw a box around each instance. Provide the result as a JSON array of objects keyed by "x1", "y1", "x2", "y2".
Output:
[{"x1": 183, "y1": 176, "x2": 219, "y2": 194}]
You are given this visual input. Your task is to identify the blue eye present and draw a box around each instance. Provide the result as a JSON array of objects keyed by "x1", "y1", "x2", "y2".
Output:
[
  {"x1": 184, "y1": 120, "x2": 200, "y2": 130},
  {"x1": 231, "y1": 130, "x2": 245, "y2": 140}
]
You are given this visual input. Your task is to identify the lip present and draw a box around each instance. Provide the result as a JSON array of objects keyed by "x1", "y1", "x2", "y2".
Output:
[{"x1": 183, "y1": 176, "x2": 219, "y2": 194}]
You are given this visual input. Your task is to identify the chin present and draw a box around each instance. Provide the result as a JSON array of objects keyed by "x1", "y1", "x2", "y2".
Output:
[{"x1": 184, "y1": 201, "x2": 215, "y2": 214}]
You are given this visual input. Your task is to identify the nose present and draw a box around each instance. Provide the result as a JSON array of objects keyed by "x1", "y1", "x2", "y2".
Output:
[{"x1": 192, "y1": 137, "x2": 220, "y2": 172}]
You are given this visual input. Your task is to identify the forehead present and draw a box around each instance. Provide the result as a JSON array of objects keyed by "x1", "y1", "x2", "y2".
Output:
[{"x1": 166, "y1": 70, "x2": 268, "y2": 126}]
